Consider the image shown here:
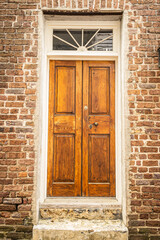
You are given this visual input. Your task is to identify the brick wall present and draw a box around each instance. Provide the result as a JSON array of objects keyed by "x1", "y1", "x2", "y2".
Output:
[
  {"x1": 127, "y1": 1, "x2": 160, "y2": 240},
  {"x1": 0, "y1": 0, "x2": 160, "y2": 239},
  {"x1": 0, "y1": 0, "x2": 40, "y2": 239}
]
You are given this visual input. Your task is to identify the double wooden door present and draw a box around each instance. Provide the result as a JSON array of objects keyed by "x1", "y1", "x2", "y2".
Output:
[{"x1": 47, "y1": 60, "x2": 115, "y2": 197}]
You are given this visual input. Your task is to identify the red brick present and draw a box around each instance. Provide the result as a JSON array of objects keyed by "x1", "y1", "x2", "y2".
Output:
[
  {"x1": 0, "y1": 205, "x2": 16, "y2": 211},
  {"x1": 142, "y1": 187, "x2": 160, "y2": 193},
  {"x1": 143, "y1": 161, "x2": 158, "y2": 166},
  {"x1": 146, "y1": 221, "x2": 160, "y2": 227},
  {"x1": 140, "y1": 147, "x2": 158, "y2": 153},
  {"x1": 3, "y1": 198, "x2": 22, "y2": 204},
  {"x1": 148, "y1": 154, "x2": 160, "y2": 159}
]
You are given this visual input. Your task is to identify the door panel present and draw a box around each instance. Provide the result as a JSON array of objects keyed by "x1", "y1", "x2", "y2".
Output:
[
  {"x1": 47, "y1": 60, "x2": 115, "y2": 197},
  {"x1": 47, "y1": 60, "x2": 82, "y2": 197},
  {"x1": 89, "y1": 67, "x2": 110, "y2": 114},
  {"x1": 88, "y1": 115, "x2": 110, "y2": 134},
  {"x1": 88, "y1": 135, "x2": 110, "y2": 183},
  {"x1": 82, "y1": 61, "x2": 115, "y2": 197},
  {"x1": 55, "y1": 66, "x2": 75, "y2": 114},
  {"x1": 53, "y1": 135, "x2": 75, "y2": 182},
  {"x1": 54, "y1": 116, "x2": 75, "y2": 134}
]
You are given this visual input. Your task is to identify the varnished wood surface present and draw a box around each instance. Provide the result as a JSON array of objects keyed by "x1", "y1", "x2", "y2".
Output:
[
  {"x1": 82, "y1": 61, "x2": 115, "y2": 197},
  {"x1": 88, "y1": 135, "x2": 110, "y2": 183},
  {"x1": 89, "y1": 67, "x2": 110, "y2": 115},
  {"x1": 55, "y1": 66, "x2": 75, "y2": 114},
  {"x1": 53, "y1": 134, "x2": 75, "y2": 182},
  {"x1": 88, "y1": 115, "x2": 110, "y2": 134},
  {"x1": 47, "y1": 60, "x2": 82, "y2": 197},
  {"x1": 54, "y1": 116, "x2": 75, "y2": 133},
  {"x1": 47, "y1": 60, "x2": 115, "y2": 197},
  {"x1": 47, "y1": 60, "x2": 55, "y2": 197}
]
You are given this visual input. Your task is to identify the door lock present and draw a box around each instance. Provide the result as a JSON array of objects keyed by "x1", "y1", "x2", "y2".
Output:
[{"x1": 89, "y1": 122, "x2": 98, "y2": 129}]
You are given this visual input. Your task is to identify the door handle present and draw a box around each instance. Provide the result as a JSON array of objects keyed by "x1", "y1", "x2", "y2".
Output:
[{"x1": 89, "y1": 122, "x2": 98, "y2": 129}]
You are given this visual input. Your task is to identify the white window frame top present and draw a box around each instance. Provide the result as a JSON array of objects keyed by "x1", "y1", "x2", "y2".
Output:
[
  {"x1": 45, "y1": 21, "x2": 120, "y2": 57},
  {"x1": 39, "y1": 19, "x2": 122, "y2": 208}
]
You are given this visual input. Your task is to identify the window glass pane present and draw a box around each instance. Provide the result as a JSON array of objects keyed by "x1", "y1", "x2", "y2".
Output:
[
  {"x1": 87, "y1": 30, "x2": 113, "y2": 51},
  {"x1": 69, "y1": 30, "x2": 82, "y2": 46},
  {"x1": 84, "y1": 29, "x2": 97, "y2": 46},
  {"x1": 53, "y1": 30, "x2": 78, "y2": 50}
]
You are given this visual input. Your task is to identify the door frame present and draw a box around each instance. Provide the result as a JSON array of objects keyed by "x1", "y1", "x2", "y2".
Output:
[{"x1": 38, "y1": 18, "x2": 124, "y2": 207}]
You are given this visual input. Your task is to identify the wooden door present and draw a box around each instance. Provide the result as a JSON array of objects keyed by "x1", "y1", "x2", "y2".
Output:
[
  {"x1": 82, "y1": 61, "x2": 115, "y2": 197},
  {"x1": 47, "y1": 60, "x2": 82, "y2": 196},
  {"x1": 47, "y1": 60, "x2": 115, "y2": 197}
]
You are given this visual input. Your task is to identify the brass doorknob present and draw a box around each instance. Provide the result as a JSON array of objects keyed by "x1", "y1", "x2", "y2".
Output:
[{"x1": 94, "y1": 122, "x2": 98, "y2": 126}]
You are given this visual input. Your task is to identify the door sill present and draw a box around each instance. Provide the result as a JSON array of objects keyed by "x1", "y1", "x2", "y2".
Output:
[{"x1": 40, "y1": 197, "x2": 121, "y2": 208}]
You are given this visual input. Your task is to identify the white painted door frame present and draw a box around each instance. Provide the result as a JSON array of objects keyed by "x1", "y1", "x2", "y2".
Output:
[{"x1": 37, "y1": 17, "x2": 126, "y2": 215}]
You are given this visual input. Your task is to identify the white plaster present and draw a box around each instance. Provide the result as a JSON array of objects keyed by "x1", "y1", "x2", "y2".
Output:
[
  {"x1": 120, "y1": 11, "x2": 130, "y2": 226},
  {"x1": 33, "y1": 10, "x2": 45, "y2": 225}
]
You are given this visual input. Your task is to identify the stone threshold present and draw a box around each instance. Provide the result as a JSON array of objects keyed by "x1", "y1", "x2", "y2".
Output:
[
  {"x1": 33, "y1": 219, "x2": 128, "y2": 240},
  {"x1": 34, "y1": 219, "x2": 127, "y2": 231},
  {"x1": 40, "y1": 197, "x2": 121, "y2": 209}
]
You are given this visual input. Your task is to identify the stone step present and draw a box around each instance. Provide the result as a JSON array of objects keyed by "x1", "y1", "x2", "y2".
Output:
[
  {"x1": 40, "y1": 206, "x2": 122, "y2": 221},
  {"x1": 33, "y1": 219, "x2": 128, "y2": 240}
]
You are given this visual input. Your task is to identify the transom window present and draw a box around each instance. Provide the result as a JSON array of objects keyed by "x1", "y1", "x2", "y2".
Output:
[{"x1": 53, "y1": 29, "x2": 113, "y2": 51}]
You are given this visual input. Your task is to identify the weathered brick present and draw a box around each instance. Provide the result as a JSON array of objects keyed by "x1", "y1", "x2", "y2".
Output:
[
  {"x1": 0, "y1": 204, "x2": 16, "y2": 211},
  {"x1": 0, "y1": 225, "x2": 15, "y2": 232},
  {"x1": 6, "y1": 231, "x2": 25, "y2": 238},
  {"x1": 140, "y1": 147, "x2": 158, "y2": 153},
  {"x1": 16, "y1": 225, "x2": 32, "y2": 232},
  {"x1": 3, "y1": 198, "x2": 22, "y2": 204}
]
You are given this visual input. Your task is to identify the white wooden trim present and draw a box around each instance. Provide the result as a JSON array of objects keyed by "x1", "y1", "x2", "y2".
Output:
[
  {"x1": 47, "y1": 51, "x2": 118, "y2": 57},
  {"x1": 39, "y1": 18, "x2": 122, "y2": 206},
  {"x1": 45, "y1": 21, "x2": 120, "y2": 54}
]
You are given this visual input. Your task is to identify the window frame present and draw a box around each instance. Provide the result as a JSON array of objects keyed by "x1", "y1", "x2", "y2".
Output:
[{"x1": 45, "y1": 21, "x2": 120, "y2": 56}]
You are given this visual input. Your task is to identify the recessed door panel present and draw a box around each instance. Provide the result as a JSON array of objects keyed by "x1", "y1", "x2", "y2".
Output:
[
  {"x1": 88, "y1": 135, "x2": 110, "y2": 183},
  {"x1": 55, "y1": 66, "x2": 75, "y2": 114},
  {"x1": 89, "y1": 68, "x2": 110, "y2": 114},
  {"x1": 54, "y1": 135, "x2": 75, "y2": 182}
]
